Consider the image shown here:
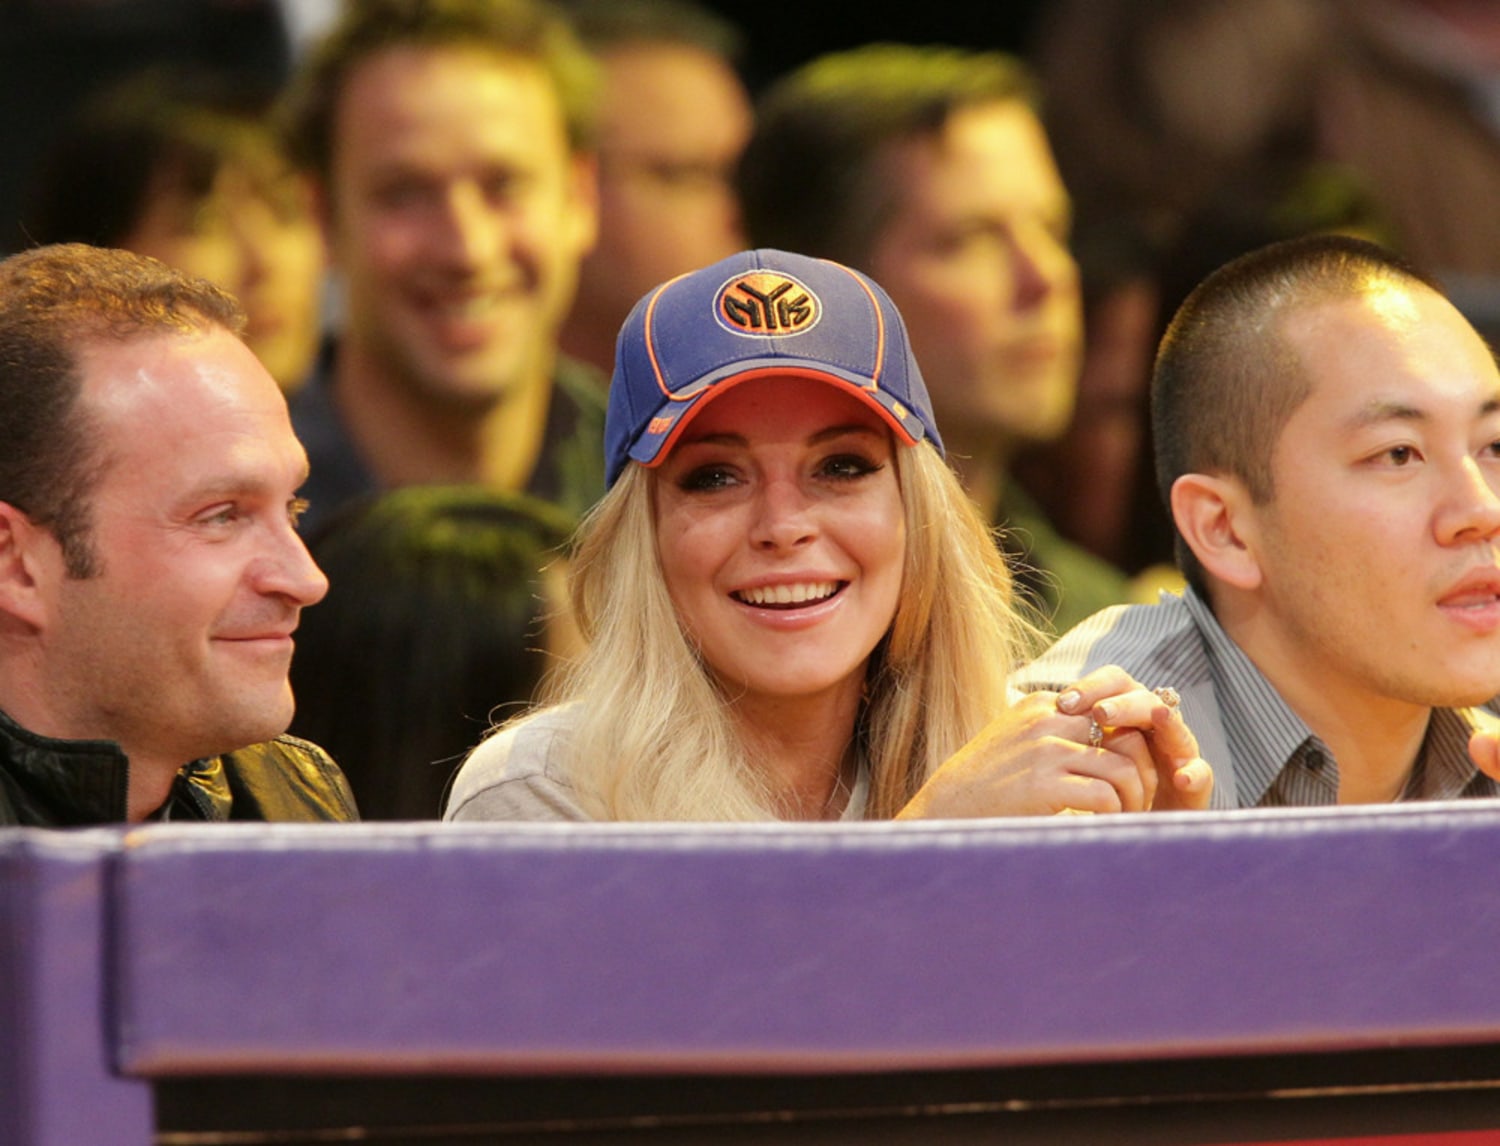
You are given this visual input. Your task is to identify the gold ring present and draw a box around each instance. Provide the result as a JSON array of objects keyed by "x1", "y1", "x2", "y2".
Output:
[
  {"x1": 1088, "y1": 718, "x2": 1104, "y2": 748},
  {"x1": 1153, "y1": 686, "x2": 1181, "y2": 709}
]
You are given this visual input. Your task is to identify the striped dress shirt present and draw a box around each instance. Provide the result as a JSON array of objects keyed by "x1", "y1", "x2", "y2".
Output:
[{"x1": 1009, "y1": 587, "x2": 1499, "y2": 809}]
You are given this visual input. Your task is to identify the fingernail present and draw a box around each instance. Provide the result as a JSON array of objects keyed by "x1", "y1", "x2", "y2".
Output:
[
  {"x1": 1058, "y1": 690, "x2": 1081, "y2": 713},
  {"x1": 1095, "y1": 701, "x2": 1116, "y2": 723}
]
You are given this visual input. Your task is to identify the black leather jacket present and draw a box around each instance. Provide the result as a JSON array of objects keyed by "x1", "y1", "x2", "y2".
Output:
[{"x1": 0, "y1": 707, "x2": 358, "y2": 826}]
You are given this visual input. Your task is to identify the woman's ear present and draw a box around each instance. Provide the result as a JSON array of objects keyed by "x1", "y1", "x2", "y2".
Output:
[{"x1": 1170, "y1": 473, "x2": 1264, "y2": 592}]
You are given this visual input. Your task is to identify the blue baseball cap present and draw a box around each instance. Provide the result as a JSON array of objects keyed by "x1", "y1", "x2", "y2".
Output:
[{"x1": 604, "y1": 249, "x2": 943, "y2": 486}]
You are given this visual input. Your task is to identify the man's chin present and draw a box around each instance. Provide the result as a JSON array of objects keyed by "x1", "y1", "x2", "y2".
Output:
[
  {"x1": 1406, "y1": 667, "x2": 1500, "y2": 711},
  {"x1": 1009, "y1": 382, "x2": 1078, "y2": 444},
  {"x1": 938, "y1": 385, "x2": 1076, "y2": 449},
  {"x1": 1447, "y1": 685, "x2": 1500, "y2": 711},
  {"x1": 1013, "y1": 414, "x2": 1075, "y2": 447},
  {"x1": 219, "y1": 692, "x2": 297, "y2": 752},
  {"x1": 410, "y1": 360, "x2": 520, "y2": 412}
]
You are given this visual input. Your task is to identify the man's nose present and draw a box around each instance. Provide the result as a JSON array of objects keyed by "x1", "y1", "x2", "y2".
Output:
[
  {"x1": 1436, "y1": 455, "x2": 1500, "y2": 547},
  {"x1": 1010, "y1": 218, "x2": 1077, "y2": 312},
  {"x1": 435, "y1": 183, "x2": 508, "y2": 268},
  {"x1": 256, "y1": 520, "x2": 329, "y2": 606}
]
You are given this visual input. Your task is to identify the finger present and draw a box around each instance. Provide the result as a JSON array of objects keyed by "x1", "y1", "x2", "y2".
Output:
[
  {"x1": 1095, "y1": 727, "x2": 1156, "y2": 812},
  {"x1": 1148, "y1": 700, "x2": 1202, "y2": 762},
  {"x1": 1469, "y1": 729, "x2": 1500, "y2": 781},
  {"x1": 1072, "y1": 710, "x2": 1104, "y2": 751},
  {"x1": 1055, "y1": 665, "x2": 1142, "y2": 713},
  {"x1": 1085, "y1": 688, "x2": 1202, "y2": 809},
  {"x1": 1170, "y1": 757, "x2": 1212, "y2": 790},
  {"x1": 1139, "y1": 704, "x2": 1207, "y2": 811},
  {"x1": 1166, "y1": 758, "x2": 1214, "y2": 811},
  {"x1": 1020, "y1": 699, "x2": 1111, "y2": 749},
  {"x1": 1047, "y1": 772, "x2": 1127, "y2": 815},
  {"x1": 1091, "y1": 688, "x2": 1170, "y2": 733},
  {"x1": 1057, "y1": 729, "x2": 1153, "y2": 812}
]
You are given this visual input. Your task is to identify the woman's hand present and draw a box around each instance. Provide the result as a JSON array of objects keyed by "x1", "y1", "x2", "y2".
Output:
[
  {"x1": 1059, "y1": 666, "x2": 1212, "y2": 812},
  {"x1": 895, "y1": 665, "x2": 1213, "y2": 819}
]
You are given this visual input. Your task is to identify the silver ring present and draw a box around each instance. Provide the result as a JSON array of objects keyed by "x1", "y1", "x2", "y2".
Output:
[
  {"x1": 1153, "y1": 686, "x2": 1181, "y2": 709},
  {"x1": 1087, "y1": 718, "x2": 1104, "y2": 748}
]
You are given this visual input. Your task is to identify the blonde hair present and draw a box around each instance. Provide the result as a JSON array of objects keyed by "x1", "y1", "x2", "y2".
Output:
[{"x1": 523, "y1": 443, "x2": 1033, "y2": 820}]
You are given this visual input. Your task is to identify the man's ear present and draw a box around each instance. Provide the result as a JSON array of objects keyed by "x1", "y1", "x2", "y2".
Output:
[
  {"x1": 0, "y1": 501, "x2": 54, "y2": 630},
  {"x1": 1170, "y1": 473, "x2": 1264, "y2": 592}
]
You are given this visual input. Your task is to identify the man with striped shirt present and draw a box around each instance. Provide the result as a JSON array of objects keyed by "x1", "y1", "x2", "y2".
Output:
[{"x1": 1013, "y1": 234, "x2": 1500, "y2": 807}]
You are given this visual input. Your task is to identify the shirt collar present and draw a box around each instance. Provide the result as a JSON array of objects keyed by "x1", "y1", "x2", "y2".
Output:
[
  {"x1": 839, "y1": 760, "x2": 872, "y2": 821},
  {"x1": 1183, "y1": 589, "x2": 1314, "y2": 806},
  {"x1": 0, "y1": 705, "x2": 233, "y2": 824},
  {"x1": 0, "y1": 704, "x2": 131, "y2": 822}
]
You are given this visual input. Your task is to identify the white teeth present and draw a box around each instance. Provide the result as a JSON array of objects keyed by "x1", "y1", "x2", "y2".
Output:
[
  {"x1": 738, "y1": 581, "x2": 838, "y2": 606},
  {"x1": 434, "y1": 294, "x2": 501, "y2": 320}
]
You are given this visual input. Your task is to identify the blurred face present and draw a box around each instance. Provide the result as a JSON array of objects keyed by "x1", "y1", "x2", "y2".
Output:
[
  {"x1": 866, "y1": 101, "x2": 1082, "y2": 453},
  {"x1": 573, "y1": 42, "x2": 750, "y2": 328},
  {"x1": 37, "y1": 327, "x2": 328, "y2": 766},
  {"x1": 325, "y1": 45, "x2": 597, "y2": 408},
  {"x1": 1237, "y1": 284, "x2": 1500, "y2": 712},
  {"x1": 654, "y1": 377, "x2": 905, "y2": 709},
  {"x1": 123, "y1": 161, "x2": 326, "y2": 391}
]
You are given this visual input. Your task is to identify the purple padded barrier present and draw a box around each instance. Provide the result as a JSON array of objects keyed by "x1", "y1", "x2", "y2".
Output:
[
  {"x1": 111, "y1": 803, "x2": 1500, "y2": 1077},
  {"x1": 0, "y1": 829, "x2": 152, "y2": 1146}
]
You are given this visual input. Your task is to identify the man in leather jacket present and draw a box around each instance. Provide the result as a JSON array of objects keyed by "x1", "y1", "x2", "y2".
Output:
[{"x1": 0, "y1": 243, "x2": 356, "y2": 825}]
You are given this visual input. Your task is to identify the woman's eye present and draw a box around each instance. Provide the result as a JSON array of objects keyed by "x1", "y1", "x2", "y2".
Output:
[
  {"x1": 821, "y1": 454, "x2": 881, "y2": 480},
  {"x1": 678, "y1": 465, "x2": 738, "y2": 492}
]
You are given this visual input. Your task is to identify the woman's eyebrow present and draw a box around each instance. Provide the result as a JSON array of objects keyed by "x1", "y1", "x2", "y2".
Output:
[{"x1": 809, "y1": 423, "x2": 885, "y2": 444}]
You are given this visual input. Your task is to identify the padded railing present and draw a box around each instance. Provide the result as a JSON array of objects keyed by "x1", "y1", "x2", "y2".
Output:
[{"x1": 5, "y1": 805, "x2": 1500, "y2": 1143}]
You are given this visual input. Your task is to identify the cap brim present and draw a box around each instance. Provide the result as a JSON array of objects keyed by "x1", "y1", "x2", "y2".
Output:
[{"x1": 627, "y1": 365, "x2": 927, "y2": 471}]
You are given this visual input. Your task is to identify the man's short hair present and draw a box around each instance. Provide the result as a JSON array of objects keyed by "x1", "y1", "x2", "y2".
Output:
[
  {"x1": 279, "y1": 0, "x2": 599, "y2": 185},
  {"x1": 737, "y1": 43, "x2": 1036, "y2": 267},
  {"x1": 1152, "y1": 232, "x2": 1444, "y2": 591},
  {"x1": 22, "y1": 66, "x2": 294, "y2": 253},
  {"x1": 0, "y1": 243, "x2": 244, "y2": 578},
  {"x1": 556, "y1": 0, "x2": 744, "y2": 62}
]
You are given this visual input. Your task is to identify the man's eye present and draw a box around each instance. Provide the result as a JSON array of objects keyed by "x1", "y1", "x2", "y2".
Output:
[
  {"x1": 644, "y1": 159, "x2": 729, "y2": 190},
  {"x1": 372, "y1": 179, "x2": 429, "y2": 209},
  {"x1": 1386, "y1": 445, "x2": 1417, "y2": 465},
  {"x1": 480, "y1": 171, "x2": 525, "y2": 202}
]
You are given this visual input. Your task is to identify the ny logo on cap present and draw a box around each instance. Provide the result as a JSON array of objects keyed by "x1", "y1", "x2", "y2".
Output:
[{"x1": 716, "y1": 272, "x2": 821, "y2": 337}]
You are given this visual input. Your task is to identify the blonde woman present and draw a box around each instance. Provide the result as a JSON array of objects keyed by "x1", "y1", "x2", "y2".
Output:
[{"x1": 445, "y1": 250, "x2": 1210, "y2": 821}]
